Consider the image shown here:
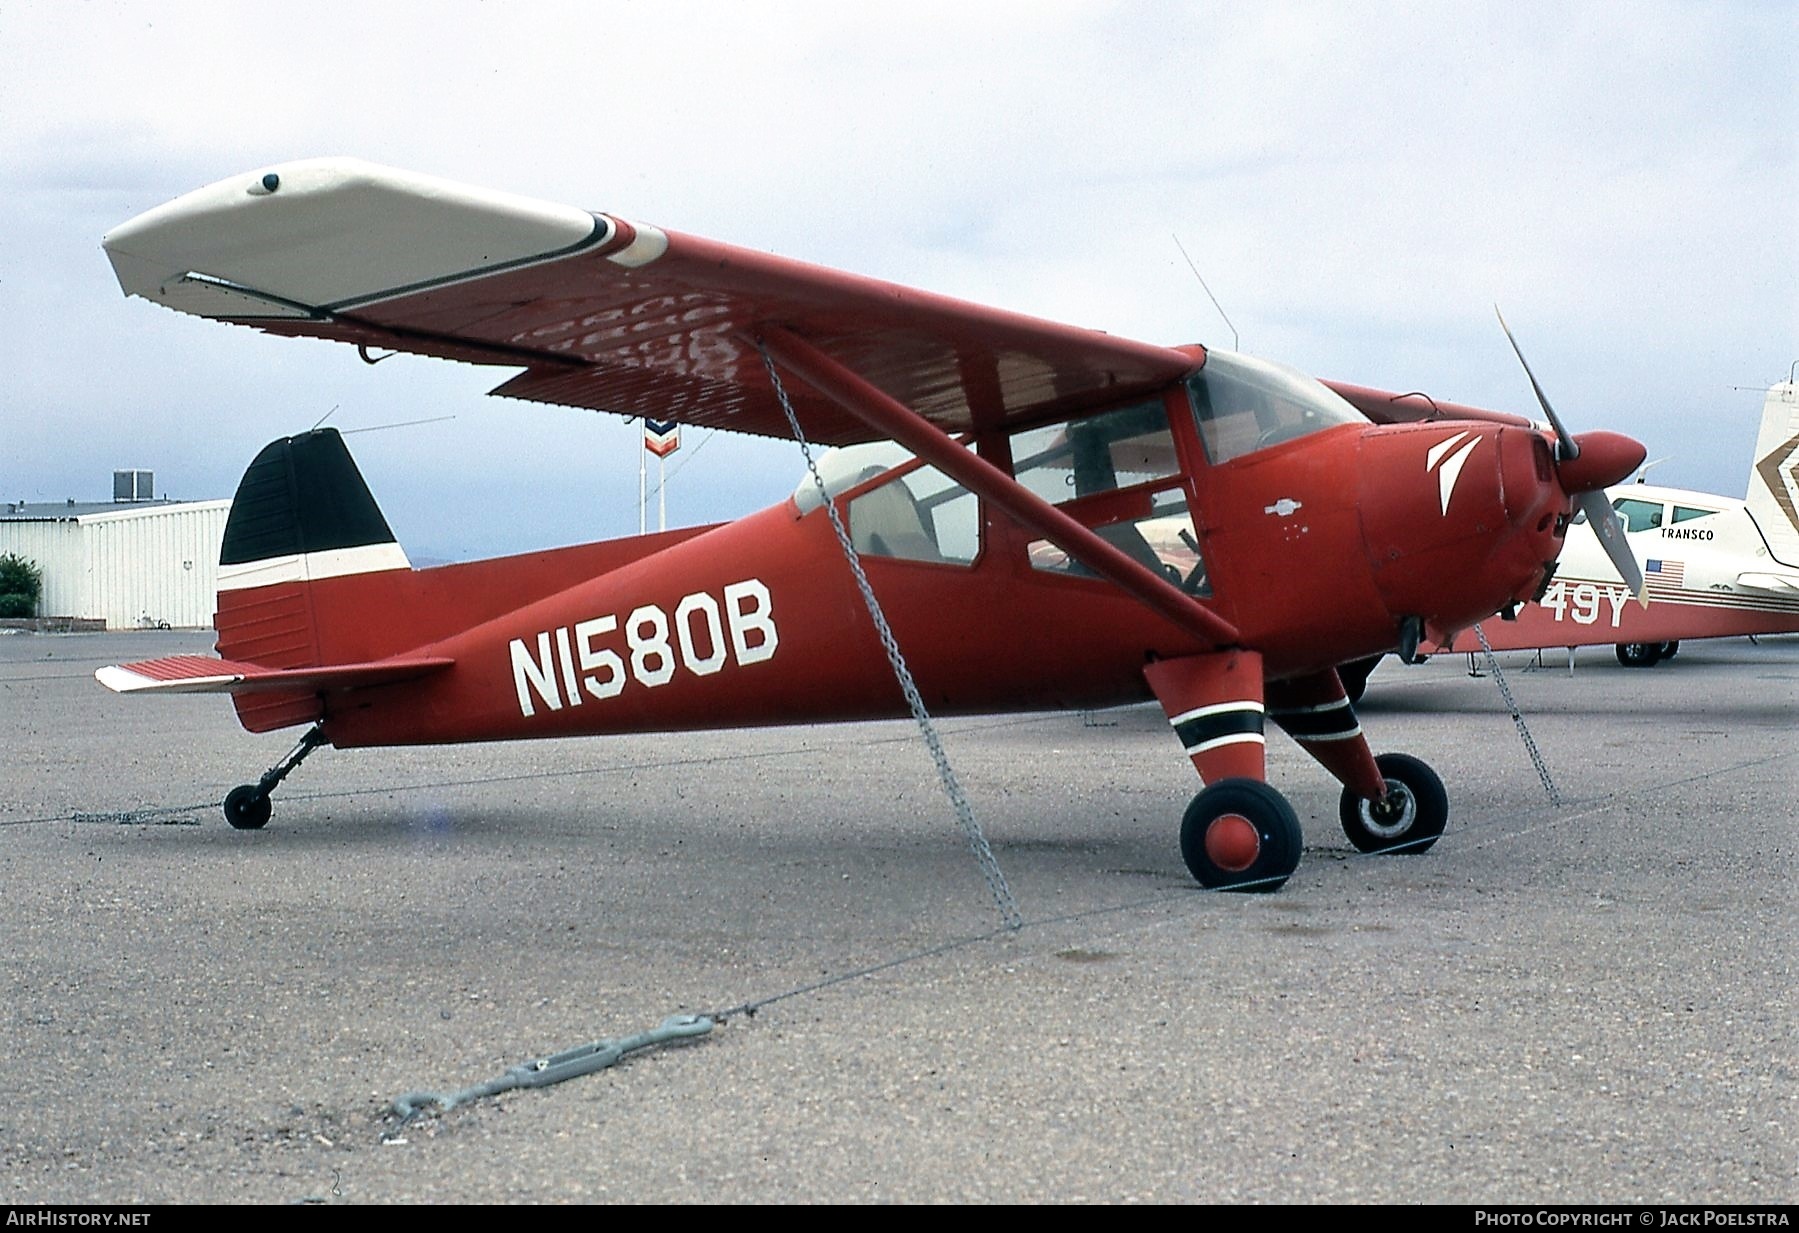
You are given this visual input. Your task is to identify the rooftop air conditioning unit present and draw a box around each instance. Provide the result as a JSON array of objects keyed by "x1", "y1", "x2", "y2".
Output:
[{"x1": 113, "y1": 470, "x2": 154, "y2": 502}]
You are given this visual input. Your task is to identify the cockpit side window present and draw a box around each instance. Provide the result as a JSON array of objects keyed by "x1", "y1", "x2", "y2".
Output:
[
  {"x1": 1010, "y1": 400, "x2": 1180, "y2": 506},
  {"x1": 1008, "y1": 401, "x2": 1211, "y2": 595},
  {"x1": 1612, "y1": 497, "x2": 1665, "y2": 533},
  {"x1": 1026, "y1": 487, "x2": 1210, "y2": 596},
  {"x1": 1186, "y1": 350, "x2": 1365, "y2": 464}
]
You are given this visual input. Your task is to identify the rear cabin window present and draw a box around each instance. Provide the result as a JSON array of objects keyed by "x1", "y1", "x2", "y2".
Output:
[
  {"x1": 1672, "y1": 505, "x2": 1719, "y2": 523},
  {"x1": 847, "y1": 463, "x2": 979, "y2": 564},
  {"x1": 792, "y1": 442, "x2": 980, "y2": 565}
]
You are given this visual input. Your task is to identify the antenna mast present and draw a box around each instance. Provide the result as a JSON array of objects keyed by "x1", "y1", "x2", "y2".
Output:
[{"x1": 1173, "y1": 235, "x2": 1239, "y2": 351}]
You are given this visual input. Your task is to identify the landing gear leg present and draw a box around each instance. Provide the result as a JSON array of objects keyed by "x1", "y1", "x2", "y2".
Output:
[
  {"x1": 223, "y1": 724, "x2": 327, "y2": 830},
  {"x1": 1145, "y1": 650, "x2": 1303, "y2": 892},
  {"x1": 1267, "y1": 671, "x2": 1452, "y2": 857}
]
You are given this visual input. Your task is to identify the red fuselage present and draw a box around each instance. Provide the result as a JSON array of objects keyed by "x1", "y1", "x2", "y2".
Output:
[{"x1": 285, "y1": 396, "x2": 1584, "y2": 749}]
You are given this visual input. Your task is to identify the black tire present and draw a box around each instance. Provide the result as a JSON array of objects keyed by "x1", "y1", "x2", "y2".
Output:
[
  {"x1": 1180, "y1": 778, "x2": 1303, "y2": 893},
  {"x1": 223, "y1": 784, "x2": 272, "y2": 830},
  {"x1": 1615, "y1": 642, "x2": 1660, "y2": 668},
  {"x1": 1658, "y1": 641, "x2": 1679, "y2": 660},
  {"x1": 1336, "y1": 655, "x2": 1382, "y2": 704},
  {"x1": 1338, "y1": 752, "x2": 1447, "y2": 854}
]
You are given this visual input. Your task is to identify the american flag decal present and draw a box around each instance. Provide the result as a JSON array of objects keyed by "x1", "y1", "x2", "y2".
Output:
[{"x1": 1646, "y1": 558, "x2": 1684, "y2": 587}]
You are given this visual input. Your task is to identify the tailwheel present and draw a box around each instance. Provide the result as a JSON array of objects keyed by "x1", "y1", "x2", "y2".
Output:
[
  {"x1": 223, "y1": 784, "x2": 273, "y2": 831},
  {"x1": 1180, "y1": 779, "x2": 1303, "y2": 893},
  {"x1": 219, "y1": 723, "x2": 325, "y2": 830},
  {"x1": 1339, "y1": 752, "x2": 1447, "y2": 854}
]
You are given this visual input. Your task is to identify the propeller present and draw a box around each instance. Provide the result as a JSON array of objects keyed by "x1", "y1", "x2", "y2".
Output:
[{"x1": 1495, "y1": 308, "x2": 1647, "y2": 602}]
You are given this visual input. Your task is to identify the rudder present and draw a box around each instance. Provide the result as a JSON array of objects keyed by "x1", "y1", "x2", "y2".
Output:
[
  {"x1": 216, "y1": 428, "x2": 412, "y2": 731},
  {"x1": 1746, "y1": 381, "x2": 1799, "y2": 568}
]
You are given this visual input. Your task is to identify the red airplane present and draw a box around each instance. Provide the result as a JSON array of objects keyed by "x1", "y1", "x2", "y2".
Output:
[{"x1": 95, "y1": 158, "x2": 1645, "y2": 892}]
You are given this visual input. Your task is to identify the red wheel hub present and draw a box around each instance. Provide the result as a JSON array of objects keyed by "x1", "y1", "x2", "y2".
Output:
[{"x1": 1204, "y1": 813, "x2": 1261, "y2": 872}]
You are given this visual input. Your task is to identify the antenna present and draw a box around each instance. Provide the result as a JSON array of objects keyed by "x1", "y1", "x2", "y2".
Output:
[
  {"x1": 1172, "y1": 235, "x2": 1239, "y2": 351},
  {"x1": 1634, "y1": 456, "x2": 1670, "y2": 484},
  {"x1": 341, "y1": 415, "x2": 457, "y2": 435},
  {"x1": 311, "y1": 404, "x2": 339, "y2": 430}
]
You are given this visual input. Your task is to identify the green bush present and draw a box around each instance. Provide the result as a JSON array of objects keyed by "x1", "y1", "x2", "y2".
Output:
[{"x1": 0, "y1": 553, "x2": 42, "y2": 618}]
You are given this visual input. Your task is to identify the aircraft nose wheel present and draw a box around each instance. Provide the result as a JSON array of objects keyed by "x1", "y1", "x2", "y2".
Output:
[
  {"x1": 1339, "y1": 752, "x2": 1447, "y2": 854},
  {"x1": 1180, "y1": 779, "x2": 1303, "y2": 893}
]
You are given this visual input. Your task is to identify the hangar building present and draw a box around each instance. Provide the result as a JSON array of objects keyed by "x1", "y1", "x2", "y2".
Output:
[{"x1": 0, "y1": 473, "x2": 229, "y2": 629}]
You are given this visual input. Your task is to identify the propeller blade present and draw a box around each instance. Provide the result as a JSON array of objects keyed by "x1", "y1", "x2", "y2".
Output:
[
  {"x1": 1578, "y1": 489, "x2": 1648, "y2": 604},
  {"x1": 1493, "y1": 308, "x2": 1646, "y2": 602},
  {"x1": 1495, "y1": 306, "x2": 1580, "y2": 461}
]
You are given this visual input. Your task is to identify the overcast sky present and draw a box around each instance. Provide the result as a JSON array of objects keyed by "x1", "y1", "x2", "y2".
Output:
[{"x1": 2, "y1": 1, "x2": 1792, "y2": 562}]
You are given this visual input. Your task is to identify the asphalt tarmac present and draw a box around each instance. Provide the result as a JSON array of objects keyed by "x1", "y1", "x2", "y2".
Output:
[{"x1": 2, "y1": 629, "x2": 1793, "y2": 1204}]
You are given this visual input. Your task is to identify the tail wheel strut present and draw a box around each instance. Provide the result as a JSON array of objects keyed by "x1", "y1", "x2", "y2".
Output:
[{"x1": 222, "y1": 724, "x2": 327, "y2": 830}]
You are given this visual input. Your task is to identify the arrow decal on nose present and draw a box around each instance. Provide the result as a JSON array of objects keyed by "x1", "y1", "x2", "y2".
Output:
[{"x1": 1426, "y1": 431, "x2": 1482, "y2": 515}]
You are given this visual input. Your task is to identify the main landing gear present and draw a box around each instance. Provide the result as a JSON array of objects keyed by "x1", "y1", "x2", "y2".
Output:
[
  {"x1": 1149, "y1": 653, "x2": 1453, "y2": 893},
  {"x1": 1180, "y1": 779, "x2": 1304, "y2": 893},
  {"x1": 1616, "y1": 640, "x2": 1678, "y2": 668},
  {"x1": 1177, "y1": 752, "x2": 1447, "y2": 889},
  {"x1": 221, "y1": 724, "x2": 326, "y2": 830}
]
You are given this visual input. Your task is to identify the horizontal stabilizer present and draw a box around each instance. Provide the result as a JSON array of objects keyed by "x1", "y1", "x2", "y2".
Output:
[{"x1": 96, "y1": 653, "x2": 452, "y2": 695}]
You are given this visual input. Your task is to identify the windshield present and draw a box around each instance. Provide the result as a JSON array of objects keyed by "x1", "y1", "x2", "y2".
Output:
[{"x1": 1186, "y1": 350, "x2": 1366, "y2": 464}]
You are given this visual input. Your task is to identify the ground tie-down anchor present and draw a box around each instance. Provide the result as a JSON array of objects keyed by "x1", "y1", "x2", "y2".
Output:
[
  {"x1": 221, "y1": 722, "x2": 327, "y2": 830},
  {"x1": 389, "y1": 1014, "x2": 716, "y2": 1119}
]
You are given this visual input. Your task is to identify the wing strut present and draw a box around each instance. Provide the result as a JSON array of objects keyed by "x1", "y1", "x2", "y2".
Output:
[{"x1": 756, "y1": 326, "x2": 1241, "y2": 649}]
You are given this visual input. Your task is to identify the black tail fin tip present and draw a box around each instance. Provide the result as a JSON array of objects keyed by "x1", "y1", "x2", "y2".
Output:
[{"x1": 220, "y1": 428, "x2": 397, "y2": 567}]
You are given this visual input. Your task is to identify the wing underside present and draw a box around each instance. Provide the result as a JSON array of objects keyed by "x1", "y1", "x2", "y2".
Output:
[{"x1": 103, "y1": 158, "x2": 1196, "y2": 445}]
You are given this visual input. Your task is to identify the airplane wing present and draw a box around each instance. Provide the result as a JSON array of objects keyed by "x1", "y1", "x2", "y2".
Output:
[
  {"x1": 97, "y1": 654, "x2": 453, "y2": 695},
  {"x1": 103, "y1": 159, "x2": 1195, "y2": 446},
  {"x1": 1735, "y1": 571, "x2": 1799, "y2": 595}
]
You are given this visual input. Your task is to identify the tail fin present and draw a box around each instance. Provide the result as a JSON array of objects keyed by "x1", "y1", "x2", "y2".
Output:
[
  {"x1": 216, "y1": 428, "x2": 412, "y2": 730},
  {"x1": 1747, "y1": 381, "x2": 1799, "y2": 569}
]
